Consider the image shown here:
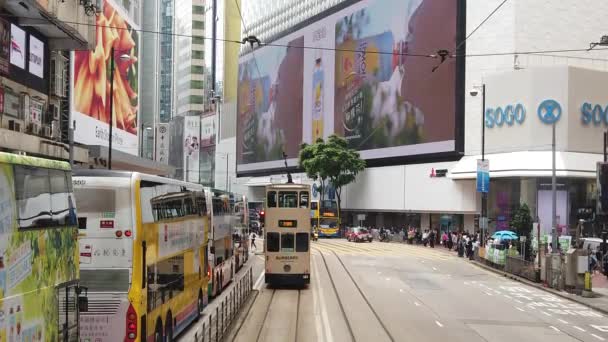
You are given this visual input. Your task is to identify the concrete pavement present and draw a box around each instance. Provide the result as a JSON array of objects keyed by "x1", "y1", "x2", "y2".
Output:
[{"x1": 231, "y1": 239, "x2": 608, "y2": 342}]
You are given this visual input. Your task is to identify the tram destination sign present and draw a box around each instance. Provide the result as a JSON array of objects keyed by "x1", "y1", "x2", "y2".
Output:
[{"x1": 279, "y1": 220, "x2": 298, "y2": 228}]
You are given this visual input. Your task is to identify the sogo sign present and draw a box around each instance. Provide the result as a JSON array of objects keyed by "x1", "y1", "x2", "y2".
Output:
[{"x1": 485, "y1": 104, "x2": 526, "y2": 128}]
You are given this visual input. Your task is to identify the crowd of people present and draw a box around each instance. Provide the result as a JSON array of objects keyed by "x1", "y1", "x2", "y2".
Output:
[{"x1": 370, "y1": 226, "x2": 479, "y2": 260}]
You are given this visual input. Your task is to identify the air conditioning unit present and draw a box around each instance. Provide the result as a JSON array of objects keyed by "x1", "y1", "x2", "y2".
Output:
[
  {"x1": 51, "y1": 120, "x2": 61, "y2": 140},
  {"x1": 50, "y1": 53, "x2": 68, "y2": 98},
  {"x1": 42, "y1": 125, "x2": 52, "y2": 138},
  {"x1": 7, "y1": 119, "x2": 24, "y2": 133},
  {"x1": 27, "y1": 123, "x2": 41, "y2": 135},
  {"x1": 49, "y1": 103, "x2": 60, "y2": 121}
]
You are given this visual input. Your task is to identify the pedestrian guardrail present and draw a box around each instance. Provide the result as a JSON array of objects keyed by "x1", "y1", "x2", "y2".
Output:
[
  {"x1": 191, "y1": 268, "x2": 253, "y2": 342},
  {"x1": 505, "y1": 255, "x2": 540, "y2": 282}
]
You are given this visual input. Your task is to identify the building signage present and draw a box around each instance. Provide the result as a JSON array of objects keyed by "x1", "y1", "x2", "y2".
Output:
[
  {"x1": 485, "y1": 104, "x2": 526, "y2": 128},
  {"x1": 9, "y1": 24, "x2": 25, "y2": 69},
  {"x1": 581, "y1": 103, "x2": 608, "y2": 126},
  {"x1": 486, "y1": 100, "x2": 562, "y2": 128},
  {"x1": 476, "y1": 159, "x2": 490, "y2": 193},
  {"x1": 537, "y1": 99, "x2": 562, "y2": 124},
  {"x1": 183, "y1": 116, "x2": 200, "y2": 183},
  {"x1": 28, "y1": 35, "x2": 44, "y2": 78},
  {"x1": 155, "y1": 123, "x2": 169, "y2": 164},
  {"x1": 0, "y1": 19, "x2": 10, "y2": 75},
  {"x1": 429, "y1": 168, "x2": 448, "y2": 178},
  {"x1": 29, "y1": 97, "x2": 44, "y2": 125}
]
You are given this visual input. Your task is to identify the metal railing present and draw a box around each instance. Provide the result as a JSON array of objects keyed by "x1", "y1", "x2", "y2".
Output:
[
  {"x1": 505, "y1": 255, "x2": 540, "y2": 282},
  {"x1": 191, "y1": 268, "x2": 254, "y2": 342}
]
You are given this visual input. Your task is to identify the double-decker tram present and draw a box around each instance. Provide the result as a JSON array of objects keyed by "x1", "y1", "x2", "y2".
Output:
[
  {"x1": 74, "y1": 171, "x2": 209, "y2": 342},
  {"x1": 233, "y1": 194, "x2": 250, "y2": 271},
  {"x1": 264, "y1": 183, "x2": 311, "y2": 287}
]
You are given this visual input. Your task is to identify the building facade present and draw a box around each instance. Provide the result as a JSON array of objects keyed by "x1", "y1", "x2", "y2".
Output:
[{"x1": 0, "y1": 1, "x2": 96, "y2": 163}]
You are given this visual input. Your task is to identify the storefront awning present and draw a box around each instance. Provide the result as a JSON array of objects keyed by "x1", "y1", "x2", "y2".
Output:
[{"x1": 449, "y1": 151, "x2": 603, "y2": 180}]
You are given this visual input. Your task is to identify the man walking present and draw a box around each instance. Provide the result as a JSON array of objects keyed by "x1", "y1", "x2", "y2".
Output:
[{"x1": 251, "y1": 232, "x2": 257, "y2": 250}]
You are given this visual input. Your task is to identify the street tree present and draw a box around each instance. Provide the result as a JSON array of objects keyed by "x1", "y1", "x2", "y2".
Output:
[
  {"x1": 510, "y1": 203, "x2": 533, "y2": 260},
  {"x1": 299, "y1": 135, "x2": 365, "y2": 226}
]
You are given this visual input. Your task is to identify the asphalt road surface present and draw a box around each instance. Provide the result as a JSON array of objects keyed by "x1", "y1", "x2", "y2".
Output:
[{"x1": 231, "y1": 239, "x2": 608, "y2": 342}]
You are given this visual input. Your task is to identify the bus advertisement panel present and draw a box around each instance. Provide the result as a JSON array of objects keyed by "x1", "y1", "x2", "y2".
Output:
[
  {"x1": 0, "y1": 152, "x2": 80, "y2": 341},
  {"x1": 237, "y1": 0, "x2": 464, "y2": 175}
]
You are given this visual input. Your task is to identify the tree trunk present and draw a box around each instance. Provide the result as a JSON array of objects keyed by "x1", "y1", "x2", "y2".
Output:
[{"x1": 336, "y1": 187, "x2": 342, "y2": 233}]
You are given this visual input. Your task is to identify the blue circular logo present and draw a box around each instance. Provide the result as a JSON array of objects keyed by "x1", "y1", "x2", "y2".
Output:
[{"x1": 537, "y1": 99, "x2": 562, "y2": 124}]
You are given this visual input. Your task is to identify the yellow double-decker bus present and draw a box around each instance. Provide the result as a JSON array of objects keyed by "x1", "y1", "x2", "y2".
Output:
[
  {"x1": 0, "y1": 152, "x2": 82, "y2": 341},
  {"x1": 311, "y1": 199, "x2": 340, "y2": 238},
  {"x1": 74, "y1": 171, "x2": 209, "y2": 342}
]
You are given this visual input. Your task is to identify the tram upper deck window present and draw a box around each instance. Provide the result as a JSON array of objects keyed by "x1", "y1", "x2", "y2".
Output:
[
  {"x1": 267, "y1": 191, "x2": 277, "y2": 208},
  {"x1": 299, "y1": 191, "x2": 309, "y2": 208},
  {"x1": 278, "y1": 192, "x2": 298, "y2": 208}
]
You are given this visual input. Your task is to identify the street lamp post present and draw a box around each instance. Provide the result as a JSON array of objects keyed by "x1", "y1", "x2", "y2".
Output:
[
  {"x1": 107, "y1": 47, "x2": 131, "y2": 170},
  {"x1": 471, "y1": 84, "x2": 488, "y2": 247}
]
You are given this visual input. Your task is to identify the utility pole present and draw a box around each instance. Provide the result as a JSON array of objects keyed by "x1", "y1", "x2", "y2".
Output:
[
  {"x1": 551, "y1": 121, "x2": 558, "y2": 253},
  {"x1": 480, "y1": 84, "x2": 487, "y2": 247},
  {"x1": 108, "y1": 46, "x2": 115, "y2": 170}
]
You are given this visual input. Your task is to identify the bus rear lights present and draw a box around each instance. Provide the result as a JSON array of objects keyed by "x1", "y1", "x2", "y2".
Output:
[
  {"x1": 125, "y1": 304, "x2": 137, "y2": 341},
  {"x1": 124, "y1": 230, "x2": 132, "y2": 237},
  {"x1": 115, "y1": 230, "x2": 123, "y2": 238}
]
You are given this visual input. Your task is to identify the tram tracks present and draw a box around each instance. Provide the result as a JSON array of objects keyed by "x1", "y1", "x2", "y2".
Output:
[
  {"x1": 314, "y1": 246, "x2": 396, "y2": 342},
  {"x1": 247, "y1": 288, "x2": 303, "y2": 342}
]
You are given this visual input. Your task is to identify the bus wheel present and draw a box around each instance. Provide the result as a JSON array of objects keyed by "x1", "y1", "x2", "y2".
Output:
[
  {"x1": 154, "y1": 319, "x2": 163, "y2": 342},
  {"x1": 165, "y1": 313, "x2": 174, "y2": 342},
  {"x1": 197, "y1": 290, "x2": 204, "y2": 319}
]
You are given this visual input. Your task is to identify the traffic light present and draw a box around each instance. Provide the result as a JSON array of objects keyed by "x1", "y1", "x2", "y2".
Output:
[
  {"x1": 259, "y1": 210, "x2": 265, "y2": 224},
  {"x1": 598, "y1": 163, "x2": 608, "y2": 215}
]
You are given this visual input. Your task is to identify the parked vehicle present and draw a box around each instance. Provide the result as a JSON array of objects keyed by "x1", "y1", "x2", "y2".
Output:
[{"x1": 347, "y1": 227, "x2": 373, "y2": 242}]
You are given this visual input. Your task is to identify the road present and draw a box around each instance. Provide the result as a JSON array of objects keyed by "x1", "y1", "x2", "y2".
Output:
[{"x1": 230, "y1": 239, "x2": 608, "y2": 342}]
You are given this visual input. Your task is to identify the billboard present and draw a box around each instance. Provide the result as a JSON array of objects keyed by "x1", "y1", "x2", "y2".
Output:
[
  {"x1": 201, "y1": 114, "x2": 216, "y2": 148},
  {"x1": 10, "y1": 24, "x2": 25, "y2": 70},
  {"x1": 72, "y1": 0, "x2": 140, "y2": 155},
  {"x1": 0, "y1": 19, "x2": 9, "y2": 75},
  {"x1": 236, "y1": 0, "x2": 464, "y2": 174},
  {"x1": 28, "y1": 35, "x2": 44, "y2": 78},
  {"x1": 183, "y1": 116, "x2": 200, "y2": 183}
]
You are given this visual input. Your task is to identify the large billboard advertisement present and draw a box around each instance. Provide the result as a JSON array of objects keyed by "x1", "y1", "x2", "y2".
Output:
[
  {"x1": 72, "y1": 0, "x2": 140, "y2": 155},
  {"x1": 237, "y1": 0, "x2": 463, "y2": 174},
  {"x1": 183, "y1": 116, "x2": 200, "y2": 183}
]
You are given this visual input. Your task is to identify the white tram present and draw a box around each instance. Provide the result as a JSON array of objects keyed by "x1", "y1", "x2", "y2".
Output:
[{"x1": 264, "y1": 183, "x2": 311, "y2": 286}]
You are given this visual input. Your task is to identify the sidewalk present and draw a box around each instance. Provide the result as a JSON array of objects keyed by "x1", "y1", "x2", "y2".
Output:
[{"x1": 399, "y1": 240, "x2": 608, "y2": 315}]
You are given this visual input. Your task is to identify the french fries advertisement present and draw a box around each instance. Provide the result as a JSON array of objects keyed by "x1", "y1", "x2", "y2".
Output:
[{"x1": 72, "y1": 0, "x2": 139, "y2": 154}]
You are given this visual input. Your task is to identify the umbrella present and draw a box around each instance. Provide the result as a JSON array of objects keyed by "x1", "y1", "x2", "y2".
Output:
[{"x1": 491, "y1": 230, "x2": 519, "y2": 240}]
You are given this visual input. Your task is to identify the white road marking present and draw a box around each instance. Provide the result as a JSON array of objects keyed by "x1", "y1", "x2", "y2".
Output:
[
  {"x1": 549, "y1": 326, "x2": 560, "y2": 332},
  {"x1": 399, "y1": 289, "x2": 403, "y2": 293},
  {"x1": 542, "y1": 311, "x2": 552, "y2": 317},
  {"x1": 574, "y1": 326, "x2": 586, "y2": 332},
  {"x1": 592, "y1": 334, "x2": 605, "y2": 341},
  {"x1": 253, "y1": 271, "x2": 265, "y2": 290},
  {"x1": 515, "y1": 299, "x2": 523, "y2": 304},
  {"x1": 414, "y1": 302, "x2": 421, "y2": 306},
  {"x1": 503, "y1": 295, "x2": 512, "y2": 299},
  {"x1": 558, "y1": 319, "x2": 568, "y2": 324},
  {"x1": 484, "y1": 291, "x2": 493, "y2": 296},
  {"x1": 516, "y1": 307, "x2": 525, "y2": 312},
  {"x1": 432, "y1": 267, "x2": 438, "y2": 271},
  {"x1": 494, "y1": 291, "x2": 502, "y2": 295},
  {"x1": 386, "y1": 278, "x2": 390, "y2": 281},
  {"x1": 312, "y1": 254, "x2": 334, "y2": 342},
  {"x1": 435, "y1": 321, "x2": 443, "y2": 328}
]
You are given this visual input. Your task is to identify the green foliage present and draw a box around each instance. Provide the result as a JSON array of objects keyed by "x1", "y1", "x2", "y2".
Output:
[
  {"x1": 299, "y1": 135, "x2": 366, "y2": 224},
  {"x1": 510, "y1": 203, "x2": 533, "y2": 260}
]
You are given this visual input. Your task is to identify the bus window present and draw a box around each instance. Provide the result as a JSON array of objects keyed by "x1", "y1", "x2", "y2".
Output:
[
  {"x1": 267, "y1": 191, "x2": 277, "y2": 208},
  {"x1": 281, "y1": 233, "x2": 295, "y2": 252},
  {"x1": 279, "y1": 192, "x2": 298, "y2": 208},
  {"x1": 299, "y1": 191, "x2": 309, "y2": 208},
  {"x1": 296, "y1": 233, "x2": 309, "y2": 252},
  {"x1": 267, "y1": 232, "x2": 280, "y2": 252}
]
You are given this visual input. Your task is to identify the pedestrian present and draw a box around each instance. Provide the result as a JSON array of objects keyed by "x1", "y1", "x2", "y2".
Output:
[
  {"x1": 429, "y1": 229, "x2": 435, "y2": 248},
  {"x1": 442, "y1": 231, "x2": 448, "y2": 248},
  {"x1": 251, "y1": 232, "x2": 257, "y2": 250}
]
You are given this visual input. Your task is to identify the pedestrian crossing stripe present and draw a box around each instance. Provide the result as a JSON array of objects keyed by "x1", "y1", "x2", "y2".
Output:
[{"x1": 312, "y1": 240, "x2": 454, "y2": 261}]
